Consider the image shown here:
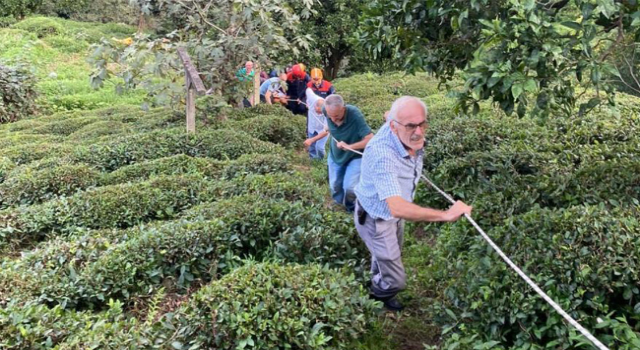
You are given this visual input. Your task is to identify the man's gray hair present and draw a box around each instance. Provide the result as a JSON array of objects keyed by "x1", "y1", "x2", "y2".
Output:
[
  {"x1": 388, "y1": 96, "x2": 428, "y2": 122},
  {"x1": 325, "y1": 94, "x2": 345, "y2": 109}
]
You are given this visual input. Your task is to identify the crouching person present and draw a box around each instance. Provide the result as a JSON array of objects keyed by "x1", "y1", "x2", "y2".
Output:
[{"x1": 354, "y1": 96, "x2": 472, "y2": 311}]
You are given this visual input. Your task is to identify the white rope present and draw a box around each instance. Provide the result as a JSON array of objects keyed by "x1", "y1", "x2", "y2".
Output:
[
  {"x1": 419, "y1": 176, "x2": 608, "y2": 350},
  {"x1": 316, "y1": 116, "x2": 609, "y2": 349}
]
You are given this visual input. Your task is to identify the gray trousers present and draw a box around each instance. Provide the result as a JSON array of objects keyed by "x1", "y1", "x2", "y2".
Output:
[{"x1": 355, "y1": 201, "x2": 406, "y2": 300}]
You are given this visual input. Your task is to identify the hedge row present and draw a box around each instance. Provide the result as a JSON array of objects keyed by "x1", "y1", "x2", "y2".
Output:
[
  {"x1": 0, "y1": 263, "x2": 376, "y2": 350},
  {"x1": 218, "y1": 114, "x2": 307, "y2": 149},
  {"x1": 426, "y1": 205, "x2": 640, "y2": 349},
  {"x1": 154, "y1": 263, "x2": 377, "y2": 350},
  {"x1": 2, "y1": 194, "x2": 360, "y2": 311},
  {"x1": 0, "y1": 162, "x2": 101, "y2": 208},
  {"x1": 73, "y1": 128, "x2": 283, "y2": 171},
  {"x1": 0, "y1": 175, "x2": 215, "y2": 249}
]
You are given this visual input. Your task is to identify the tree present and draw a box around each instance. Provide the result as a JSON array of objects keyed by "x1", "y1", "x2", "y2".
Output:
[
  {"x1": 288, "y1": 0, "x2": 366, "y2": 80},
  {"x1": 358, "y1": 0, "x2": 640, "y2": 117},
  {"x1": 90, "y1": 0, "x2": 313, "y2": 107}
]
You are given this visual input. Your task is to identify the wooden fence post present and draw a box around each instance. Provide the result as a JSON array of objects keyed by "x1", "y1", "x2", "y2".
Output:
[
  {"x1": 177, "y1": 47, "x2": 206, "y2": 133},
  {"x1": 253, "y1": 64, "x2": 261, "y2": 106}
]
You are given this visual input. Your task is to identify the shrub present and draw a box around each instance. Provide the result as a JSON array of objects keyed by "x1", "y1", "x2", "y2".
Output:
[
  {"x1": 222, "y1": 114, "x2": 306, "y2": 149},
  {"x1": 0, "y1": 16, "x2": 18, "y2": 28},
  {"x1": 0, "y1": 162, "x2": 101, "y2": 208},
  {"x1": 220, "y1": 172, "x2": 327, "y2": 204},
  {"x1": 74, "y1": 128, "x2": 282, "y2": 171},
  {"x1": 222, "y1": 153, "x2": 291, "y2": 179},
  {"x1": 183, "y1": 195, "x2": 364, "y2": 267},
  {"x1": 42, "y1": 34, "x2": 89, "y2": 54},
  {"x1": 66, "y1": 120, "x2": 129, "y2": 141},
  {"x1": 30, "y1": 116, "x2": 97, "y2": 136},
  {"x1": 0, "y1": 299, "x2": 147, "y2": 349},
  {"x1": 0, "y1": 0, "x2": 40, "y2": 18},
  {"x1": 0, "y1": 157, "x2": 15, "y2": 183},
  {"x1": 0, "y1": 64, "x2": 38, "y2": 123},
  {"x1": 428, "y1": 205, "x2": 640, "y2": 349},
  {"x1": 0, "y1": 175, "x2": 216, "y2": 248},
  {"x1": 225, "y1": 103, "x2": 292, "y2": 121},
  {"x1": 101, "y1": 154, "x2": 227, "y2": 185},
  {"x1": 161, "y1": 262, "x2": 378, "y2": 350},
  {"x1": 0, "y1": 142, "x2": 72, "y2": 165},
  {"x1": 11, "y1": 16, "x2": 64, "y2": 38}
]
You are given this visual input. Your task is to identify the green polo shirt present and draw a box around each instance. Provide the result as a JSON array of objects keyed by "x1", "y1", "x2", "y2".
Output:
[{"x1": 324, "y1": 105, "x2": 372, "y2": 165}]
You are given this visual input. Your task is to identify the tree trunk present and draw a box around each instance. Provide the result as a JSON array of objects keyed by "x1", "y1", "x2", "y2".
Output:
[{"x1": 325, "y1": 50, "x2": 346, "y2": 81}]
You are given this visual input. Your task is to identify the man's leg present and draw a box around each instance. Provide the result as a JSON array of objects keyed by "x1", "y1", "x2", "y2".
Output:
[
  {"x1": 354, "y1": 201, "x2": 379, "y2": 276},
  {"x1": 342, "y1": 157, "x2": 362, "y2": 212},
  {"x1": 354, "y1": 205, "x2": 406, "y2": 308},
  {"x1": 308, "y1": 131, "x2": 319, "y2": 159},
  {"x1": 315, "y1": 134, "x2": 327, "y2": 159},
  {"x1": 327, "y1": 155, "x2": 345, "y2": 206},
  {"x1": 369, "y1": 218, "x2": 406, "y2": 301}
]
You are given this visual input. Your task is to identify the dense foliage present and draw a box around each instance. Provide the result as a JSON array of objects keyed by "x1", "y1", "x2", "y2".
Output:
[
  {"x1": 359, "y1": 0, "x2": 640, "y2": 117},
  {"x1": 0, "y1": 64, "x2": 38, "y2": 123}
]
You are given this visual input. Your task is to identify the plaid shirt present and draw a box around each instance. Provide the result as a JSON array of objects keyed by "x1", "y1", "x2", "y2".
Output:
[{"x1": 354, "y1": 122, "x2": 424, "y2": 220}]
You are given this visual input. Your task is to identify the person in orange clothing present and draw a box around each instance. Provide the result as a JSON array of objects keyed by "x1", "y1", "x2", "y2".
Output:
[{"x1": 307, "y1": 68, "x2": 335, "y2": 99}]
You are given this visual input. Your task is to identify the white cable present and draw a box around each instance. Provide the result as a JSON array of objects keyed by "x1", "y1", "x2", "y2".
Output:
[{"x1": 418, "y1": 176, "x2": 608, "y2": 350}]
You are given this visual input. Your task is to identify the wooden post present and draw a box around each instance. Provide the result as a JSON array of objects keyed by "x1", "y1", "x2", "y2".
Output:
[
  {"x1": 253, "y1": 64, "x2": 261, "y2": 106},
  {"x1": 177, "y1": 47, "x2": 206, "y2": 133}
]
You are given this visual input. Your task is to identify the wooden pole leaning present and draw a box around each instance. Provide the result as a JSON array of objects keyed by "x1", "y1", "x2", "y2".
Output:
[{"x1": 177, "y1": 47, "x2": 206, "y2": 133}]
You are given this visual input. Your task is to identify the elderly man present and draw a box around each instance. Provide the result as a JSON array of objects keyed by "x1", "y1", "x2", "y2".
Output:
[
  {"x1": 354, "y1": 96, "x2": 472, "y2": 311},
  {"x1": 305, "y1": 94, "x2": 373, "y2": 211}
]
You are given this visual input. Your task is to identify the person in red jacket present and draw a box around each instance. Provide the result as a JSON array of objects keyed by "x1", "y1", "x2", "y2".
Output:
[
  {"x1": 307, "y1": 68, "x2": 335, "y2": 99},
  {"x1": 286, "y1": 64, "x2": 310, "y2": 115}
]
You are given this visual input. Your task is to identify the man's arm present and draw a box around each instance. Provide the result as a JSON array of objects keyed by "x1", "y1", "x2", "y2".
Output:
[
  {"x1": 345, "y1": 133, "x2": 373, "y2": 150},
  {"x1": 386, "y1": 196, "x2": 472, "y2": 222},
  {"x1": 264, "y1": 90, "x2": 273, "y2": 105},
  {"x1": 304, "y1": 130, "x2": 329, "y2": 148}
]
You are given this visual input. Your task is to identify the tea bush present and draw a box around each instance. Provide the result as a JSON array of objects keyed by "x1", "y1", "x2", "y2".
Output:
[
  {"x1": 0, "y1": 157, "x2": 15, "y2": 183},
  {"x1": 0, "y1": 64, "x2": 38, "y2": 124},
  {"x1": 30, "y1": 116, "x2": 97, "y2": 136},
  {"x1": 100, "y1": 154, "x2": 226, "y2": 185},
  {"x1": 0, "y1": 175, "x2": 216, "y2": 248},
  {"x1": 427, "y1": 205, "x2": 640, "y2": 349},
  {"x1": 157, "y1": 262, "x2": 378, "y2": 350},
  {"x1": 74, "y1": 128, "x2": 282, "y2": 171},
  {"x1": 221, "y1": 114, "x2": 307, "y2": 149},
  {"x1": 0, "y1": 142, "x2": 72, "y2": 165},
  {"x1": 0, "y1": 162, "x2": 101, "y2": 208},
  {"x1": 11, "y1": 16, "x2": 64, "y2": 38},
  {"x1": 7, "y1": 195, "x2": 359, "y2": 309},
  {"x1": 221, "y1": 153, "x2": 291, "y2": 179}
]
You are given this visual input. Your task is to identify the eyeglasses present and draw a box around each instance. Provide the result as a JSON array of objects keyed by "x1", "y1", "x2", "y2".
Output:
[{"x1": 392, "y1": 118, "x2": 428, "y2": 132}]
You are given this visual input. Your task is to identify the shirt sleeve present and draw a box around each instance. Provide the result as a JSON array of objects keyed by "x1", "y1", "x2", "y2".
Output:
[
  {"x1": 372, "y1": 152, "x2": 402, "y2": 201},
  {"x1": 328, "y1": 85, "x2": 336, "y2": 95}
]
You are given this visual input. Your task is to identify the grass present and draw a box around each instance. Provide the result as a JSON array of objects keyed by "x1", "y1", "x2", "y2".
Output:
[{"x1": 0, "y1": 16, "x2": 144, "y2": 114}]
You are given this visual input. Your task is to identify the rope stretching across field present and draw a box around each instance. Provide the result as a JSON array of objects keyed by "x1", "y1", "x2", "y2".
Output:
[{"x1": 299, "y1": 99, "x2": 609, "y2": 350}]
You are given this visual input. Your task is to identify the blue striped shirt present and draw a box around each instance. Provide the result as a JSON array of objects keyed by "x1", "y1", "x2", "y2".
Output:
[{"x1": 354, "y1": 122, "x2": 424, "y2": 220}]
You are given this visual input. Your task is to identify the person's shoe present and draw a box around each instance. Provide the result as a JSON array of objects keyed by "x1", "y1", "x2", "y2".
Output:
[{"x1": 383, "y1": 297, "x2": 404, "y2": 312}]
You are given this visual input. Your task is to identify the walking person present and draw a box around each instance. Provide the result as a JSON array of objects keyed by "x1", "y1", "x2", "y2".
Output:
[
  {"x1": 303, "y1": 88, "x2": 328, "y2": 159},
  {"x1": 354, "y1": 96, "x2": 472, "y2": 311},
  {"x1": 307, "y1": 68, "x2": 335, "y2": 99},
  {"x1": 306, "y1": 94, "x2": 373, "y2": 212}
]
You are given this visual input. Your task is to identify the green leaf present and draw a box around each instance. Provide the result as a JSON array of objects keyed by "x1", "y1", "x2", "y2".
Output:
[
  {"x1": 511, "y1": 83, "x2": 523, "y2": 99},
  {"x1": 524, "y1": 78, "x2": 537, "y2": 93},
  {"x1": 560, "y1": 21, "x2": 582, "y2": 31}
]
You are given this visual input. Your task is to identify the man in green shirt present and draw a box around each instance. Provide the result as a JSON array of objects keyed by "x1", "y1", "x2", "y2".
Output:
[{"x1": 304, "y1": 94, "x2": 373, "y2": 212}]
